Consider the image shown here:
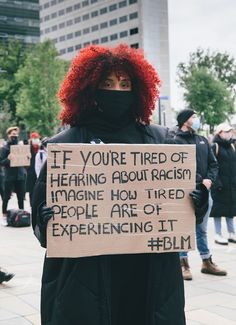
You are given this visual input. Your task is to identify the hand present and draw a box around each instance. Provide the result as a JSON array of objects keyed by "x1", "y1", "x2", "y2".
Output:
[
  {"x1": 39, "y1": 205, "x2": 54, "y2": 226},
  {"x1": 189, "y1": 183, "x2": 209, "y2": 224},
  {"x1": 202, "y1": 179, "x2": 212, "y2": 190},
  {"x1": 7, "y1": 153, "x2": 13, "y2": 160}
]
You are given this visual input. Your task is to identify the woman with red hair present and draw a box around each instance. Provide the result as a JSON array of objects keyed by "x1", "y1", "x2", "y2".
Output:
[{"x1": 32, "y1": 44, "x2": 185, "y2": 325}]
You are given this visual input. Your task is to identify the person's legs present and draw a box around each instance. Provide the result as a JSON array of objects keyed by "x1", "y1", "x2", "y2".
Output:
[
  {"x1": 214, "y1": 217, "x2": 228, "y2": 245},
  {"x1": 0, "y1": 268, "x2": 14, "y2": 284},
  {"x1": 14, "y1": 180, "x2": 25, "y2": 210},
  {"x1": 226, "y1": 217, "x2": 236, "y2": 243},
  {"x1": 1, "y1": 181, "x2": 13, "y2": 226},
  {"x1": 179, "y1": 252, "x2": 192, "y2": 280}
]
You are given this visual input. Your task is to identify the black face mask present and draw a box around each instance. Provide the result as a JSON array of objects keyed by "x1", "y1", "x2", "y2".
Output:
[
  {"x1": 9, "y1": 136, "x2": 18, "y2": 145},
  {"x1": 95, "y1": 89, "x2": 134, "y2": 122}
]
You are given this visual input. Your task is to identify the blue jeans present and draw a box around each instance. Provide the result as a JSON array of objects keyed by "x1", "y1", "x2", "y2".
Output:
[
  {"x1": 214, "y1": 217, "x2": 235, "y2": 235},
  {"x1": 180, "y1": 195, "x2": 213, "y2": 260}
]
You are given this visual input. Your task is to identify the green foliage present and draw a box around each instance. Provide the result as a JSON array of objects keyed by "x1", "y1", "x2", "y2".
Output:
[
  {"x1": 177, "y1": 48, "x2": 236, "y2": 131},
  {"x1": 0, "y1": 102, "x2": 15, "y2": 138},
  {"x1": 183, "y1": 68, "x2": 234, "y2": 132},
  {"x1": 0, "y1": 39, "x2": 29, "y2": 121},
  {"x1": 15, "y1": 40, "x2": 69, "y2": 137}
]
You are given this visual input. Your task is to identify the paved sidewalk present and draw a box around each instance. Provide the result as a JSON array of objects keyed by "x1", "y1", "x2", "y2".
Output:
[{"x1": 0, "y1": 194, "x2": 236, "y2": 324}]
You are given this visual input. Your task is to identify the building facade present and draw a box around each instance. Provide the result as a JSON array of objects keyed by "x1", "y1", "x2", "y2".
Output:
[
  {"x1": 0, "y1": 0, "x2": 40, "y2": 44},
  {"x1": 40, "y1": 0, "x2": 171, "y2": 126}
]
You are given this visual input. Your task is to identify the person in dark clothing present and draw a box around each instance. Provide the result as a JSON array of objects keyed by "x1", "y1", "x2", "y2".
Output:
[
  {"x1": 26, "y1": 132, "x2": 40, "y2": 206},
  {"x1": 32, "y1": 44, "x2": 187, "y2": 325},
  {"x1": 0, "y1": 126, "x2": 27, "y2": 226},
  {"x1": 0, "y1": 166, "x2": 4, "y2": 200},
  {"x1": 168, "y1": 109, "x2": 227, "y2": 280},
  {"x1": 210, "y1": 123, "x2": 236, "y2": 244}
]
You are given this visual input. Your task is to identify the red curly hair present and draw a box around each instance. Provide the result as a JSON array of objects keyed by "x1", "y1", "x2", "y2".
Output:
[{"x1": 58, "y1": 44, "x2": 161, "y2": 125}]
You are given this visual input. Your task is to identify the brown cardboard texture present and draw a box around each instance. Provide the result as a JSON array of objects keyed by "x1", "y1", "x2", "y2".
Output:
[
  {"x1": 46, "y1": 144, "x2": 196, "y2": 258},
  {"x1": 10, "y1": 144, "x2": 30, "y2": 167}
]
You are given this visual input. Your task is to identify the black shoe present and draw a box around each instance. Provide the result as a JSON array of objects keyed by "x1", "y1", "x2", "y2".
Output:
[{"x1": 0, "y1": 271, "x2": 15, "y2": 284}]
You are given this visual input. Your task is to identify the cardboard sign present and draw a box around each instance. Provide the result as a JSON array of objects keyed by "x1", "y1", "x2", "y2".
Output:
[
  {"x1": 10, "y1": 144, "x2": 30, "y2": 167},
  {"x1": 46, "y1": 144, "x2": 196, "y2": 258}
]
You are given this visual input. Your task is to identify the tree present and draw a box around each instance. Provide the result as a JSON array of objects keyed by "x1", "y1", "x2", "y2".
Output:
[
  {"x1": 0, "y1": 39, "x2": 29, "y2": 121},
  {"x1": 15, "y1": 40, "x2": 69, "y2": 137},
  {"x1": 183, "y1": 68, "x2": 234, "y2": 133},
  {"x1": 177, "y1": 48, "x2": 236, "y2": 130},
  {"x1": 0, "y1": 102, "x2": 13, "y2": 138}
]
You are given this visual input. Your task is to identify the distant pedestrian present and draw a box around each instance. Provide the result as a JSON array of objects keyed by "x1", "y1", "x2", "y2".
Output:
[
  {"x1": 168, "y1": 109, "x2": 227, "y2": 280},
  {"x1": 35, "y1": 143, "x2": 47, "y2": 178},
  {"x1": 0, "y1": 127, "x2": 28, "y2": 226},
  {"x1": 210, "y1": 123, "x2": 236, "y2": 245}
]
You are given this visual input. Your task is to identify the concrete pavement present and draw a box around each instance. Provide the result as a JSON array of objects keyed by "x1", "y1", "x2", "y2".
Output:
[{"x1": 0, "y1": 194, "x2": 236, "y2": 324}]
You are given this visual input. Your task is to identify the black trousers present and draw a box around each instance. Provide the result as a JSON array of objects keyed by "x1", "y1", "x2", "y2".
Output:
[{"x1": 2, "y1": 180, "x2": 25, "y2": 214}]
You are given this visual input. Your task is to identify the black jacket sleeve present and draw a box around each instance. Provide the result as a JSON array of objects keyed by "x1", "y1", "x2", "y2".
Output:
[
  {"x1": 0, "y1": 146, "x2": 10, "y2": 167},
  {"x1": 206, "y1": 143, "x2": 218, "y2": 184}
]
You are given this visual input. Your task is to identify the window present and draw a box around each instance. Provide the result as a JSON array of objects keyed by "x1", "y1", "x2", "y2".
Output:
[
  {"x1": 51, "y1": 12, "x2": 57, "y2": 19},
  {"x1": 52, "y1": 38, "x2": 57, "y2": 43},
  {"x1": 92, "y1": 25, "x2": 99, "y2": 32},
  {"x1": 60, "y1": 49, "x2": 66, "y2": 55},
  {"x1": 83, "y1": 42, "x2": 90, "y2": 47},
  {"x1": 91, "y1": 0, "x2": 98, "y2": 3},
  {"x1": 67, "y1": 20, "x2": 73, "y2": 26},
  {"x1": 59, "y1": 35, "x2": 65, "y2": 42},
  {"x1": 119, "y1": 0, "x2": 127, "y2": 7},
  {"x1": 129, "y1": 0, "x2": 137, "y2": 4},
  {"x1": 129, "y1": 12, "x2": 138, "y2": 19},
  {"x1": 119, "y1": 15, "x2": 127, "y2": 23},
  {"x1": 66, "y1": 6, "x2": 72, "y2": 13},
  {"x1": 110, "y1": 18, "x2": 117, "y2": 26},
  {"x1": 74, "y1": 3, "x2": 80, "y2": 10},
  {"x1": 110, "y1": 33, "x2": 118, "y2": 41},
  {"x1": 100, "y1": 7, "x2": 107, "y2": 14},
  {"x1": 100, "y1": 22, "x2": 108, "y2": 29},
  {"x1": 51, "y1": 0, "x2": 57, "y2": 5},
  {"x1": 75, "y1": 30, "x2": 81, "y2": 37},
  {"x1": 130, "y1": 43, "x2": 139, "y2": 48},
  {"x1": 44, "y1": 15, "x2": 50, "y2": 21},
  {"x1": 91, "y1": 11, "x2": 98, "y2": 18},
  {"x1": 83, "y1": 27, "x2": 90, "y2": 34},
  {"x1": 74, "y1": 17, "x2": 81, "y2": 23},
  {"x1": 82, "y1": 0, "x2": 89, "y2": 6},
  {"x1": 67, "y1": 33, "x2": 73, "y2": 40},
  {"x1": 52, "y1": 25, "x2": 57, "y2": 31},
  {"x1": 67, "y1": 46, "x2": 74, "y2": 53},
  {"x1": 59, "y1": 22, "x2": 65, "y2": 29},
  {"x1": 101, "y1": 36, "x2": 108, "y2": 43},
  {"x1": 75, "y1": 44, "x2": 82, "y2": 50},
  {"x1": 45, "y1": 28, "x2": 50, "y2": 34},
  {"x1": 44, "y1": 2, "x2": 49, "y2": 9},
  {"x1": 130, "y1": 27, "x2": 138, "y2": 35},
  {"x1": 109, "y1": 4, "x2": 117, "y2": 11},
  {"x1": 58, "y1": 9, "x2": 65, "y2": 16},
  {"x1": 120, "y1": 30, "x2": 128, "y2": 38},
  {"x1": 92, "y1": 39, "x2": 99, "y2": 44},
  {"x1": 83, "y1": 14, "x2": 89, "y2": 21}
]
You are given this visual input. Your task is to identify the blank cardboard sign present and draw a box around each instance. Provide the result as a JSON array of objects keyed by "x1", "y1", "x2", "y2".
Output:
[
  {"x1": 46, "y1": 144, "x2": 196, "y2": 258},
  {"x1": 10, "y1": 144, "x2": 30, "y2": 167}
]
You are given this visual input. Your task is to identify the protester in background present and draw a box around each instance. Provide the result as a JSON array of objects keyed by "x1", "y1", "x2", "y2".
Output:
[
  {"x1": 32, "y1": 44, "x2": 187, "y2": 325},
  {"x1": 168, "y1": 109, "x2": 227, "y2": 280},
  {"x1": 35, "y1": 143, "x2": 47, "y2": 178},
  {"x1": 0, "y1": 127, "x2": 27, "y2": 226},
  {"x1": 26, "y1": 132, "x2": 40, "y2": 206},
  {"x1": 210, "y1": 123, "x2": 236, "y2": 245},
  {"x1": 0, "y1": 166, "x2": 4, "y2": 200},
  {"x1": 0, "y1": 268, "x2": 14, "y2": 284}
]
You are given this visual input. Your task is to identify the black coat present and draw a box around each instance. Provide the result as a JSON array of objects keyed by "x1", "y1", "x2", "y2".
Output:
[
  {"x1": 0, "y1": 142, "x2": 27, "y2": 181},
  {"x1": 32, "y1": 124, "x2": 186, "y2": 325},
  {"x1": 26, "y1": 145, "x2": 38, "y2": 193},
  {"x1": 170, "y1": 130, "x2": 218, "y2": 184},
  {"x1": 210, "y1": 136, "x2": 236, "y2": 218}
]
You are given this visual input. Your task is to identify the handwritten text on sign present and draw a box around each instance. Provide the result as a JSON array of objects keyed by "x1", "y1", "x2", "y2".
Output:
[{"x1": 46, "y1": 144, "x2": 196, "y2": 258}]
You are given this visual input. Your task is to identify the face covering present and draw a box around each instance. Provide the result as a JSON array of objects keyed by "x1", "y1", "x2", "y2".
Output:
[
  {"x1": 95, "y1": 89, "x2": 134, "y2": 122},
  {"x1": 32, "y1": 138, "x2": 40, "y2": 145},
  {"x1": 9, "y1": 136, "x2": 18, "y2": 145},
  {"x1": 191, "y1": 117, "x2": 201, "y2": 131}
]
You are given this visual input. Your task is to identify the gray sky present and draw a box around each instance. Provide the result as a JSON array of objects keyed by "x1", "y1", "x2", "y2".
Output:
[{"x1": 168, "y1": 0, "x2": 236, "y2": 110}]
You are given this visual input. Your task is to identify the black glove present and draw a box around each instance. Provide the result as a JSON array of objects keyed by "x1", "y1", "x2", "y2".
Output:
[
  {"x1": 39, "y1": 205, "x2": 54, "y2": 226},
  {"x1": 189, "y1": 183, "x2": 209, "y2": 224}
]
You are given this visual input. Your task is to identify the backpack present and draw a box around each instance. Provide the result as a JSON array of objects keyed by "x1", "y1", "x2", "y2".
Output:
[{"x1": 7, "y1": 209, "x2": 31, "y2": 227}]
